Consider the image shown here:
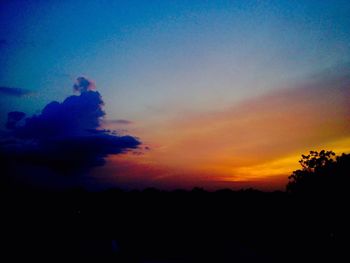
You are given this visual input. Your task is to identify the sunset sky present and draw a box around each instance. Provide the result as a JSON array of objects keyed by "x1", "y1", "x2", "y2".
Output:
[{"x1": 1, "y1": 0, "x2": 349, "y2": 190}]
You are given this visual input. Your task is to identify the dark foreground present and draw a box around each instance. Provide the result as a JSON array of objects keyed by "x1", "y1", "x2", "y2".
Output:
[{"x1": 2, "y1": 188, "x2": 348, "y2": 262}]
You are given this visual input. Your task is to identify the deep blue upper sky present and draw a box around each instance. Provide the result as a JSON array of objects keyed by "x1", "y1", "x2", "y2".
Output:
[{"x1": 1, "y1": 0, "x2": 349, "y2": 120}]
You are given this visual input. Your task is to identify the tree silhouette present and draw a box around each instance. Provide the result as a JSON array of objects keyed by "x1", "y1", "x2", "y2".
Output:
[{"x1": 287, "y1": 150, "x2": 350, "y2": 195}]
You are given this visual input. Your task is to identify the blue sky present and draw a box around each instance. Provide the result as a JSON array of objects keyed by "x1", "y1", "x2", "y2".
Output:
[{"x1": 1, "y1": 1, "x2": 349, "y2": 117}]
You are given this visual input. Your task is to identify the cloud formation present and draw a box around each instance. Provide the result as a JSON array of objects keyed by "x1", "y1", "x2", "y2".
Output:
[
  {"x1": 0, "y1": 77, "x2": 141, "y2": 177},
  {"x1": 0, "y1": 86, "x2": 32, "y2": 97},
  {"x1": 105, "y1": 119, "x2": 133, "y2": 125},
  {"x1": 6, "y1": 111, "x2": 26, "y2": 129},
  {"x1": 73, "y1": 76, "x2": 96, "y2": 93}
]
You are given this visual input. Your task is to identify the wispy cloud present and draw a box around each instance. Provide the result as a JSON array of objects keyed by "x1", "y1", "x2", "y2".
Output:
[
  {"x1": 0, "y1": 86, "x2": 32, "y2": 97},
  {"x1": 105, "y1": 119, "x2": 133, "y2": 125}
]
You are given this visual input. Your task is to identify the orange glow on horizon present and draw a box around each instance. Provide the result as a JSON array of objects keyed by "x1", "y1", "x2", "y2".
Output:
[{"x1": 102, "y1": 75, "x2": 350, "y2": 190}]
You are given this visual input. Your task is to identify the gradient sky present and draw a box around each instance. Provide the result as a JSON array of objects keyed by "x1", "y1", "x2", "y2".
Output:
[{"x1": 1, "y1": 0, "x2": 350, "y2": 190}]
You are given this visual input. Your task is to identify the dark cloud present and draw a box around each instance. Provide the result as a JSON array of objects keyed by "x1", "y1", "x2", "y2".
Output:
[
  {"x1": 13, "y1": 88, "x2": 105, "y2": 139},
  {"x1": 73, "y1": 76, "x2": 96, "y2": 93},
  {"x1": 0, "y1": 87, "x2": 32, "y2": 97},
  {"x1": 6, "y1": 111, "x2": 26, "y2": 129},
  {"x1": 0, "y1": 77, "x2": 141, "y2": 177}
]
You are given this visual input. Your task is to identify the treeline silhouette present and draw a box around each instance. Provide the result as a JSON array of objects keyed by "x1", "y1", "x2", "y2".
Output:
[
  {"x1": 287, "y1": 150, "x2": 350, "y2": 195},
  {"x1": 2, "y1": 151, "x2": 349, "y2": 262}
]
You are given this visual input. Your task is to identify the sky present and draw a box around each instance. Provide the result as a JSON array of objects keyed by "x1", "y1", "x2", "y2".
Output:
[{"x1": 1, "y1": 0, "x2": 349, "y2": 190}]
